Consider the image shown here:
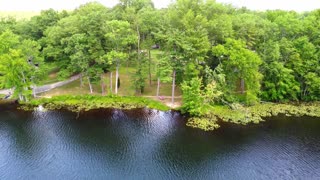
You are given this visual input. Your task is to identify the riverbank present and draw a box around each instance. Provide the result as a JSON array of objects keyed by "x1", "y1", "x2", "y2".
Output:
[
  {"x1": 20, "y1": 95, "x2": 170, "y2": 112},
  {"x1": 187, "y1": 102, "x2": 320, "y2": 131},
  {"x1": 11, "y1": 95, "x2": 320, "y2": 131}
]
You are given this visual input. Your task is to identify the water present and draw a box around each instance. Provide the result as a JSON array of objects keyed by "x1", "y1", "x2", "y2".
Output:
[{"x1": 0, "y1": 105, "x2": 320, "y2": 179}]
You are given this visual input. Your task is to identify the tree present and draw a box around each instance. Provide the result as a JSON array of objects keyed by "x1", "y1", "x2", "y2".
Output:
[
  {"x1": 261, "y1": 62, "x2": 300, "y2": 101},
  {"x1": 132, "y1": 51, "x2": 148, "y2": 94},
  {"x1": 0, "y1": 30, "x2": 44, "y2": 101},
  {"x1": 14, "y1": 9, "x2": 61, "y2": 40},
  {"x1": 44, "y1": 2, "x2": 110, "y2": 93},
  {"x1": 157, "y1": 0, "x2": 211, "y2": 105},
  {"x1": 291, "y1": 36, "x2": 319, "y2": 100},
  {"x1": 213, "y1": 38, "x2": 263, "y2": 104},
  {"x1": 155, "y1": 55, "x2": 172, "y2": 97},
  {"x1": 138, "y1": 7, "x2": 161, "y2": 85},
  {"x1": 181, "y1": 77, "x2": 205, "y2": 116},
  {"x1": 0, "y1": 17, "x2": 16, "y2": 34},
  {"x1": 181, "y1": 77, "x2": 222, "y2": 116},
  {"x1": 232, "y1": 13, "x2": 269, "y2": 50},
  {"x1": 258, "y1": 40, "x2": 299, "y2": 101},
  {"x1": 64, "y1": 33, "x2": 92, "y2": 92},
  {"x1": 104, "y1": 20, "x2": 136, "y2": 94}
]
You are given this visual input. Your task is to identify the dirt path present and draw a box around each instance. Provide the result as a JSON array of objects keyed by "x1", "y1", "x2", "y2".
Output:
[
  {"x1": 0, "y1": 74, "x2": 81, "y2": 95},
  {"x1": 142, "y1": 95, "x2": 182, "y2": 108},
  {"x1": 0, "y1": 89, "x2": 12, "y2": 95},
  {"x1": 34, "y1": 74, "x2": 80, "y2": 94}
]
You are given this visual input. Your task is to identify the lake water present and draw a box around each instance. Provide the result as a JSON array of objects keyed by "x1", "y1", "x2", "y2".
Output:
[{"x1": 0, "y1": 105, "x2": 320, "y2": 179}]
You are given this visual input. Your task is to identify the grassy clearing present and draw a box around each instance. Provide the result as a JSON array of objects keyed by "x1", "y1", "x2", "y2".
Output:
[
  {"x1": 37, "y1": 49, "x2": 182, "y2": 109},
  {"x1": 40, "y1": 79, "x2": 100, "y2": 96},
  {"x1": 39, "y1": 49, "x2": 181, "y2": 103},
  {"x1": 40, "y1": 69, "x2": 60, "y2": 85},
  {"x1": 41, "y1": 66, "x2": 181, "y2": 98},
  {"x1": 38, "y1": 62, "x2": 62, "y2": 85}
]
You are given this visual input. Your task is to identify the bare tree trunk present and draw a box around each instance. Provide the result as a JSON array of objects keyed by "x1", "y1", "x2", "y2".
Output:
[
  {"x1": 137, "y1": 26, "x2": 140, "y2": 62},
  {"x1": 148, "y1": 49, "x2": 152, "y2": 86},
  {"x1": 19, "y1": 94, "x2": 23, "y2": 101},
  {"x1": 240, "y1": 78, "x2": 245, "y2": 94},
  {"x1": 157, "y1": 77, "x2": 160, "y2": 97},
  {"x1": 101, "y1": 74, "x2": 105, "y2": 95},
  {"x1": 21, "y1": 71, "x2": 28, "y2": 101},
  {"x1": 171, "y1": 70, "x2": 176, "y2": 106},
  {"x1": 136, "y1": 24, "x2": 141, "y2": 94},
  {"x1": 24, "y1": 88, "x2": 28, "y2": 102},
  {"x1": 87, "y1": 76, "x2": 93, "y2": 94},
  {"x1": 110, "y1": 72, "x2": 113, "y2": 94},
  {"x1": 115, "y1": 62, "x2": 119, "y2": 95},
  {"x1": 303, "y1": 86, "x2": 308, "y2": 97},
  {"x1": 33, "y1": 85, "x2": 36, "y2": 98}
]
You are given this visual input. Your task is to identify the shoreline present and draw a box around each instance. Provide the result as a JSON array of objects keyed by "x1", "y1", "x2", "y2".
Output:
[
  {"x1": 186, "y1": 102, "x2": 320, "y2": 131},
  {"x1": 2, "y1": 95, "x2": 320, "y2": 131},
  {"x1": 19, "y1": 95, "x2": 171, "y2": 112}
]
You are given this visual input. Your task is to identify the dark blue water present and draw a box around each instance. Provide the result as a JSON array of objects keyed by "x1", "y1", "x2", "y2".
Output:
[{"x1": 0, "y1": 106, "x2": 320, "y2": 179}]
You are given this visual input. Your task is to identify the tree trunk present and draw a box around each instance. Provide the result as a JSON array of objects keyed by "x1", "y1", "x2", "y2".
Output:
[
  {"x1": 171, "y1": 70, "x2": 176, "y2": 106},
  {"x1": 33, "y1": 85, "x2": 36, "y2": 98},
  {"x1": 240, "y1": 78, "x2": 245, "y2": 94},
  {"x1": 21, "y1": 71, "x2": 28, "y2": 101},
  {"x1": 303, "y1": 86, "x2": 308, "y2": 97},
  {"x1": 148, "y1": 49, "x2": 152, "y2": 86},
  {"x1": 157, "y1": 77, "x2": 160, "y2": 97},
  {"x1": 137, "y1": 25, "x2": 141, "y2": 67},
  {"x1": 101, "y1": 74, "x2": 105, "y2": 95},
  {"x1": 19, "y1": 94, "x2": 23, "y2": 101},
  {"x1": 136, "y1": 24, "x2": 141, "y2": 94},
  {"x1": 87, "y1": 76, "x2": 93, "y2": 94},
  {"x1": 110, "y1": 72, "x2": 113, "y2": 94},
  {"x1": 115, "y1": 62, "x2": 119, "y2": 95}
]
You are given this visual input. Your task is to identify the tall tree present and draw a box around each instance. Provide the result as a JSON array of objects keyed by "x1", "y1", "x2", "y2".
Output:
[
  {"x1": 155, "y1": 55, "x2": 172, "y2": 97},
  {"x1": 104, "y1": 20, "x2": 136, "y2": 94},
  {"x1": 0, "y1": 30, "x2": 44, "y2": 101},
  {"x1": 213, "y1": 38, "x2": 263, "y2": 104}
]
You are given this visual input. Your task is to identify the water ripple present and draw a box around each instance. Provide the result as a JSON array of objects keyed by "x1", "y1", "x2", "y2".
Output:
[{"x1": 0, "y1": 109, "x2": 319, "y2": 179}]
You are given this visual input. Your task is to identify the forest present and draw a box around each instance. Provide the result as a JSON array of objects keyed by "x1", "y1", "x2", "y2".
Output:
[{"x1": 0, "y1": 0, "x2": 319, "y2": 123}]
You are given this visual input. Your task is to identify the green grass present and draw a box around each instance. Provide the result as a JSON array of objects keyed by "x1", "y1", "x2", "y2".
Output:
[
  {"x1": 38, "y1": 49, "x2": 181, "y2": 96},
  {"x1": 40, "y1": 79, "x2": 101, "y2": 96},
  {"x1": 38, "y1": 49, "x2": 182, "y2": 108},
  {"x1": 40, "y1": 70, "x2": 60, "y2": 85},
  {"x1": 150, "y1": 49, "x2": 163, "y2": 55},
  {"x1": 38, "y1": 62, "x2": 62, "y2": 85},
  {"x1": 41, "y1": 67, "x2": 181, "y2": 97},
  {"x1": 23, "y1": 95, "x2": 170, "y2": 111}
]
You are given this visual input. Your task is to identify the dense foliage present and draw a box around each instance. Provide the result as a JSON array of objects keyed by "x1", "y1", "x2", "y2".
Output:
[{"x1": 0, "y1": 0, "x2": 319, "y2": 130}]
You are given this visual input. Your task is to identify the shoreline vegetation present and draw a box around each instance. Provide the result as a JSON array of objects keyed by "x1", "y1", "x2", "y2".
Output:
[
  {"x1": 20, "y1": 95, "x2": 170, "y2": 112},
  {"x1": 16, "y1": 95, "x2": 320, "y2": 131},
  {"x1": 186, "y1": 102, "x2": 320, "y2": 131}
]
